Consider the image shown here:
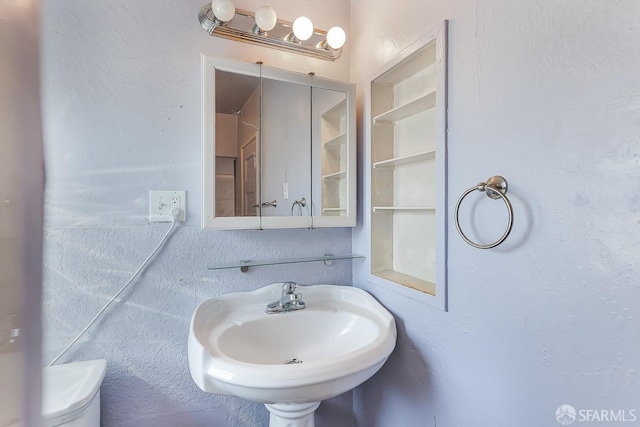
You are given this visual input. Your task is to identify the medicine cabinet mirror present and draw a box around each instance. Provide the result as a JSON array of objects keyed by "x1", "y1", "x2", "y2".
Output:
[{"x1": 202, "y1": 55, "x2": 356, "y2": 230}]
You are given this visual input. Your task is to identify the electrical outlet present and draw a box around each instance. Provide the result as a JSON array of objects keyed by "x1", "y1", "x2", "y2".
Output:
[{"x1": 149, "y1": 190, "x2": 186, "y2": 222}]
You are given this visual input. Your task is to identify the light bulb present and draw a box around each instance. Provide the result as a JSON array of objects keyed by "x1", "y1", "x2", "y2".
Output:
[
  {"x1": 326, "y1": 26, "x2": 346, "y2": 49},
  {"x1": 255, "y1": 5, "x2": 277, "y2": 32},
  {"x1": 292, "y1": 16, "x2": 314, "y2": 41},
  {"x1": 211, "y1": 0, "x2": 235, "y2": 23}
]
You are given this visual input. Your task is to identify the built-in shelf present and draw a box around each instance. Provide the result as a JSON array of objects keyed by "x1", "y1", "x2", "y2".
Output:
[
  {"x1": 323, "y1": 171, "x2": 346, "y2": 181},
  {"x1": 208, "y1": 254, "x2": 365, "y2": 272},
  {"x1": 322, "y1": 207, "x2": 346, "y2": 213},
  {"x1": 322, "y1": 99, "x2": 346, "y2": 120},
  {"x1": 323, "y1": 132, "x2": 347, "y2": 148},
  {"x1": 370, "y1": 26, "x2": 447, "y2": 303},
  {"x1": 373, "y1": 206, "x2": 435, "y2": 212},
  {"x1": 374, "y1": 270, "x2": 436, "y2": 295},
  {"x1": 373, "y1": 92, "x2": 436, "y2": 124},
  {"x1": 373, "y1": 150, "x2": 436, "y2": 169}
]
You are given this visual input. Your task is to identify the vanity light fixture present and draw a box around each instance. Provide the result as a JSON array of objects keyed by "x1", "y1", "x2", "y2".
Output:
[
  {"x1": 325, "y1": 26, "x2": 346, "y2": 50},
  {"x1": 198, "y1": 2, "x2": 345, "y2": 61},
  {"x1": 253, "y1": 5, "x2": 277, "y2": 35},
  {"x1": 289, "y1": 16, "x2": 314, "y2": 42},
  {"x1": 205, "y1": 0, "x2": 236, "y2": 33}
]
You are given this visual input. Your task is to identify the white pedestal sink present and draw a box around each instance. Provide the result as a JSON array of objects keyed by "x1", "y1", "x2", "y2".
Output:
[{"x1": 188, "y1": 283, "x2": 396, "y2": 427}]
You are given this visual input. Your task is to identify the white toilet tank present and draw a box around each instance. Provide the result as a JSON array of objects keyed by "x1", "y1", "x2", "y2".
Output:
[{"x1": 42, "y1": 359, "x2": 107, "y2": 427}]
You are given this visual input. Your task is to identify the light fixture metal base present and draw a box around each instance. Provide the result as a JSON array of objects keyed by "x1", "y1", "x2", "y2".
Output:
[{"x1": 198, "y1": 4, "x2": 342, "y2": 61}]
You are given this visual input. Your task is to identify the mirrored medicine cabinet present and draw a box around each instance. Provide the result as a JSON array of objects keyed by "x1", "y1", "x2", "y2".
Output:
[{"x1": 201, "y1": 55, "x2": 356, "y2": 230}]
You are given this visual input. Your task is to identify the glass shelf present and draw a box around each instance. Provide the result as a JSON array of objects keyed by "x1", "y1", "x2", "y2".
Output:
[{"x1": 208, "y1": 254, "x2": 365, "y2": 272}]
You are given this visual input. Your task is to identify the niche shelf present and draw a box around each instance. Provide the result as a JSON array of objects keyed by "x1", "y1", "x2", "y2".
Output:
[
  {"x1": 373, "y1": 150, "x2": 435, "y2": 169},
  {"x1": 373, "y1": 92, "x2": 436, "y2": 125},
  {"x1": 372, "y1": 206, "x2": 435, "y2": 212},
  {"x1": 323, "y1": 132, "x2": 347, "y2": 148},
  {"x1": 369, "y1": 22, "x2": 448, "y2": 308},
  {"x1": 323, "y1": 171, "x2": 346, "y2": 181},
  {"x1": 374, "y1": 270, "x2": 435, "y2": 295}
]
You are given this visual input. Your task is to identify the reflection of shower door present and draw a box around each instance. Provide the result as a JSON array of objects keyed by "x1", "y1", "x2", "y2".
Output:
[{"x1": 241, "y1": 133, "x2": 258, "y2": 216}]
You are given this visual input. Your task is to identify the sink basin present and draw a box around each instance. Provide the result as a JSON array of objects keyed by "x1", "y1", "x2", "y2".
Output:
[{"x1": 188, "y1": 283, "x2": 396, "y2": 426}]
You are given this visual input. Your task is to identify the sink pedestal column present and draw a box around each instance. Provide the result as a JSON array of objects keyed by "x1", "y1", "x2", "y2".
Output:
[{"x1": 265, "y1": 402, "x2": 321, "y2": 427}]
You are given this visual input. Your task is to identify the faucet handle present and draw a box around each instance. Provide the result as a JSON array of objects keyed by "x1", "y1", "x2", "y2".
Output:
[{"x1": 282, "y1": 282, "x2": 298, "y2": 295}]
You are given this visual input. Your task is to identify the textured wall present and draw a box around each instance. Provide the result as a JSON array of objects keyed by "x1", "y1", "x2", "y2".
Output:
[
  {"x1": 41, "y1": 0, "x2": 353, "y2": 426},
  {"x1": 351, "y1": 1, "x2": 640, "y2": 426}
]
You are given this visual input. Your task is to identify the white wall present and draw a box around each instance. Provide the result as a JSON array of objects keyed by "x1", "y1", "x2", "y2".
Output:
[
  {"x1": 41, "y1": 1, "x2": 353, "y2": 426},
  {"x1": 351, "y1": 1, "x2": 640, "y2": 426}
]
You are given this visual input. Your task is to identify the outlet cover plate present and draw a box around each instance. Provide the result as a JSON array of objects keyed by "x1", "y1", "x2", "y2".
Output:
[{"x1": 149, "y1": 190, "x2": 186, "y2": 222}]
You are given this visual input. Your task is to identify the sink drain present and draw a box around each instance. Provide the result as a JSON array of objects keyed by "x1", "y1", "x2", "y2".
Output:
[{"x1": 285, "y1": 358, "x2": 303, "y2": 364}]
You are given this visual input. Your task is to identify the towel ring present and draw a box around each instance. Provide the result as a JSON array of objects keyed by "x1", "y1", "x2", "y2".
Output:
[{"x1": 455, "y1": 176, "x2": 513, "y2": 249}]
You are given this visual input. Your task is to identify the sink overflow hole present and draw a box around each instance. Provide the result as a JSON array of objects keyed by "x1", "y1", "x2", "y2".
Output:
[{"x1": 285, "y1": 358, "x2": 303, "y2": 364}]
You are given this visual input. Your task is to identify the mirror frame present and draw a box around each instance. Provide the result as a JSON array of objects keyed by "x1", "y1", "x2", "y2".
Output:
[{"x1": 201, "y1": 54, "x2": 356, "y2": 230}]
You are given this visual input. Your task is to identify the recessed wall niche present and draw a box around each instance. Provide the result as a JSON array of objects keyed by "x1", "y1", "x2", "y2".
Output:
[{"x1": 369, "y1": 22, "x2": 448, "y2": 310}]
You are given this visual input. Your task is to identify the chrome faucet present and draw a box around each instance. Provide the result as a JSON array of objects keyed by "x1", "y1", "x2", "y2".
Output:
[{"x1": 266, "y1": 282, "x2": 306, "y2": 314}]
